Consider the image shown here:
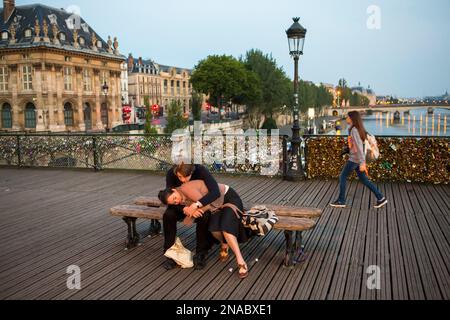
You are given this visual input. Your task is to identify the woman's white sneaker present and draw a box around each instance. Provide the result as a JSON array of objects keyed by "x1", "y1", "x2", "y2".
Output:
[{"x1": 374, "y1": 198, "x2": 388, "y2": 209}]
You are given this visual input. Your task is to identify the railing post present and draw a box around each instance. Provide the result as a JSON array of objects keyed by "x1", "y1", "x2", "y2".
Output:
[
  {"x1": 16, "y1": 135, "x2": 22, "y2": 168},
  {"x1": 92, "y1": 136, "x2": 99, "y2": 171},
  {"x1": 303, "y1": 135, "x2": 308, "y2": 179},
  {"x1": 282, "y1": 135, "x2": 288, "y2": 180}
]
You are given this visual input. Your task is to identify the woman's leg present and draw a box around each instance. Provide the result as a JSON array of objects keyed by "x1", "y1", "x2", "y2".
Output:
[
  {"x1": 211, "y1": 231, "x2": 225, "y2": 243},
  {"x1": 223, "y1": 231, "x2": 247, "y2": 274},
  {"x1": 337, "y1": 161, "x2": 359, "y2": 203},
  {"x1": 355, "y1": 169, "x2": 384, "y2": 200},
  {"x1": 212, "y1": 231, "x2": 229, "y2": 258}
]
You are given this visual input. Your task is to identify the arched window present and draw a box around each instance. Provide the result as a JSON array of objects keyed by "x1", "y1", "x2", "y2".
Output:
[
  {"x1": 101, "y1": 103, "x2": 108, "y2": 127},
  {"x1": 79, "y1": 37, "x2": 85, "y2": 46},
  {"x1": 59, "y1": 32, "x2": 66, "y2": 42},
  {"x1": 1, "y1": 103, "x2": 12, "y2": 128},
  {"x1": 24, "y1": 103, "x2": 36, "y2": 129},
  {"x1": 83, "y1": 103, "x2": 92, "y2": 131},
  {"x1": 64, "y1": 102, "x2": 74, "y2": 126},
  {"x1": 1, "y1": 31, "x2": 9, "y2": 40}
]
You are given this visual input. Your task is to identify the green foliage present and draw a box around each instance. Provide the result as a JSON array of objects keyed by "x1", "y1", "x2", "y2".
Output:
[
  {"x1": 190, "y1": 55, "x2": 251, "y2": 109},
  {"x1": 297, "y1": 81, "x2": 334, "y2": 114},
  {"x1": 241, "y1": 49, "x2": 291, "y2": 118},
  {"x1": 191, "y1": 91, "x2": 203, "y2": 122},
  {"x1": 261, "y1": 117, "x2": 278, "y2": 133},
  {"x1": 164, "y1": 100, "x2": 188, "y2": 134}
]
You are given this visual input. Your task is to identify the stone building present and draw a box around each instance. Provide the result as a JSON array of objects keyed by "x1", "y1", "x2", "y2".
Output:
[
  {"x1": 0, "y1": 1, "x2": 125, "y2": 132},
  {"x1": 127, "y1": 53, "x2": 192, "y2": 115}
]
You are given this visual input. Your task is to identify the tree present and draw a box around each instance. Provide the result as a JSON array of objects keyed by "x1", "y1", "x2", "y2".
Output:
[
  {"x1": 337, "y1": 78, "x2": 352, "y2": 105},
  {"x1": 143, "y1": 96, "x2": 157, "y2": 134},
  {"x1": 190, "y1": 91, "x2": 203, "y2": 122},
  {"x1": 261, "y1": 117, "x2": 278, "y2": 133},
  {"x1": 190, "y1": 55, "x2": 251, "y2": 120},
  {"x1": 164, "y1": 100, "x2": 188, "y2": 134},
  {"x1": 242, "y1": 49, "x2": 291, "y2": 119}
]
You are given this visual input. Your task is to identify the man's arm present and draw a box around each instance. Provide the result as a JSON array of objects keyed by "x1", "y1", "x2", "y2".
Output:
[
  {"x1": 166, "y1": 167, "x2": 178, "y2": 189},
  {"x1": 196, "y1": 165, "x2": 221, "y2": 206}
]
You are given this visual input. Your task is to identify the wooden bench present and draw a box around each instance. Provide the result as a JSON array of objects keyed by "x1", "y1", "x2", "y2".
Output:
[{"x1": 110, "y1": 197, "x2": 322, "y2": 267}]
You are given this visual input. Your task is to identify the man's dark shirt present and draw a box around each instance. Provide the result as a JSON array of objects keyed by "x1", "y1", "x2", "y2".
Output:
[{"x1": 166, "y1": 164, "x2": 220, "y2": 206}]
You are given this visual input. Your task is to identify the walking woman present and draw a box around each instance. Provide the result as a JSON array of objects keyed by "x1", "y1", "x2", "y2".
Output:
[
  {"x1": 158, "y1": 180, "x2": 252, "y2": 279},
  {"x1": 330, "y1": 111, "x2": 388, "y2": 209}
]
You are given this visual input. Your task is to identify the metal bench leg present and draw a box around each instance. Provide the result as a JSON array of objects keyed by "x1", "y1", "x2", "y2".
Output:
[
  {"x1": 283, "y1": 230, "x2": 296, "y2": 268},
  {"x1": 294, "y1": 231, "x2": 308, "y2": 264},
  {"x1": 148, "y1": 219, "x2": 162, "y2": 238},
  {"x1": 294, "y1": 231, "x2": 303, "y2": 251},
  {"x1": 122, "y1": 217, "x2": 140, "y2": 249}
]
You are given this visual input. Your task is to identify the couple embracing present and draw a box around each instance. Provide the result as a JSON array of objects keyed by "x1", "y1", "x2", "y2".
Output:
[{"x1": 158, "y1": 163, "x2": 252, "y2": 279}]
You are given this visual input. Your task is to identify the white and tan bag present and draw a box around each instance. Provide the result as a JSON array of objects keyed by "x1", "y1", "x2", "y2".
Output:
[{"x1": 164, "y1": 237, "x2": 194, "y2": 269}]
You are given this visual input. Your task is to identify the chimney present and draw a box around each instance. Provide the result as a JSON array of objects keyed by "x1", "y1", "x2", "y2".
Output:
[
  {"x1": 127, "y1": 53, "x2": 134, "y2": 71},
  {"x1": 138, "y1": 57, "x2": 143, "y2": 66},
  {"x1": 3, "y1": 0, "x2": 15, "y2": 22}
]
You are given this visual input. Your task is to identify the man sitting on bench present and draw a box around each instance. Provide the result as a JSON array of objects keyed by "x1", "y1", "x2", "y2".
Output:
[
  {"x1": 162, "y1": 163, "x2": 220, "y2": 271},
  {"x1": 158, "y1": 179, "x2": 252, "y2": 279}
]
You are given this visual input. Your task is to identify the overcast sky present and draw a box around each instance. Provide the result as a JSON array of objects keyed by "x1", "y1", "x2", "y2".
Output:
[{"x1": 15, "y1": 0, "x2": 450, "y2": 98}]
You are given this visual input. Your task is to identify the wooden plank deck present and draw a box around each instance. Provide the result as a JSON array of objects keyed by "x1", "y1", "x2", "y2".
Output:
[{"x1": 0, "y1": 168, "x2": 448, "y2": 300}]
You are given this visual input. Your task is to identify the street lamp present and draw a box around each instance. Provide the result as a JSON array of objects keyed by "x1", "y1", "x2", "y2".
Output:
[
  {"x1": 102, "y1": 81, "x2": 109, "y2": 132},
  {"x1": 285, "y1": 17, "x2": 307, "y2": 181}
]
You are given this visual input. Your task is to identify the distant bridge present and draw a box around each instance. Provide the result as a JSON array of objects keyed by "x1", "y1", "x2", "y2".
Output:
[{"x1": 326, "y1": 104, "x2": 450, "y2": 117}]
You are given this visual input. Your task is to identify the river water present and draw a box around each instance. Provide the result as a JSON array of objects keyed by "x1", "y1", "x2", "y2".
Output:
[{"x1": 332, "y1": 107, "x2": 449, "y2": 137}]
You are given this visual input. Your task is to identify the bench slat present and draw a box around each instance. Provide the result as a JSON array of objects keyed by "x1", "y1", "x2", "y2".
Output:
[
  {"x1": 134, "y1": 197, "x2": 162, "y2": 207},
  {"x1": 110, "y1": 205, "x2": 316, "y2": 232},
  {"x1": 132, "y1": 197, "x2": 322, "y2": 219},
  {"x1": 110, "y1": 205, "x2": 164, "y2": 220}
]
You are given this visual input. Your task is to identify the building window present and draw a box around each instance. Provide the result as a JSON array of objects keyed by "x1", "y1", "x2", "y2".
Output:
[
  {"x1": 1, "y1": 31, "x2": 8, "y2": 40},
  {"x1": 24, "y1": 103, "x2": 36, "y2": 129},
  {"x1": 64, "y1": 67, "x2": 72, "y2": 91},
  {"x1": 22, "y1": 65, "x2": 33, "y2": 91},
  {"x1": 164, "y1": 80, "x2": 168, "y2": 94},
  {"x1": 83, "y1": 69, "x2": 92, "y2": 91},
  {"x1": 65, "y1": 56, "x2": 72, "y2": 62},
  {"x1": 97, "y1": 40, "x2": 102, "y2": 48},
  {"x1": 59, "y1": 32, "x2": 66, "y2": 41},
  {"x1": 1, "y1": 103, "x2": 12, "y2": 129},
  {"x1": 101, "y1": 103, "x2": 108, "y2": 126},
  {"x1": 24, "y1": 29, "x2": 32, "y2": 38},
  {"x1": 79, "y1": 37, "x2": 85, "y2": 46},
  {"x1": 101, "y1": 71, "x2": 109, "y2": 87},
  {"x1": 0, "y1": 66, "x2": 8, "y2": 91},
  {"x1": 64, "y1": 102, "x2": 74, "y2": 126}
]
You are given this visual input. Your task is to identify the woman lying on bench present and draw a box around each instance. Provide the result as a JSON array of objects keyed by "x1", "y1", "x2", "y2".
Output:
[{"x1": 158, "y1": 180, "x2": 252, "y2": 279}]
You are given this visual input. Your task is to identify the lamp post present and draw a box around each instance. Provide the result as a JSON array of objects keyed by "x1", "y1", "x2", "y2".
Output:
[
  {"x1": 102, "y1": 81, "x2": 109, "y2": 132},
  {"x1": 285, "y1": 17, "x2": 307, "y2": 181}
]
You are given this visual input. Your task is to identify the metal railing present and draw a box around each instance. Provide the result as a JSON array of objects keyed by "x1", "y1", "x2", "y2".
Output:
[
  {"x1": 303, "y1": 135, "x2": 449, "y2": 184},
  {"x1": 1, "y1": 133, "x2": 448, "y2": 183},
  {"x1": 0, "y1": 133, "x2": 287, "y2": 176}
]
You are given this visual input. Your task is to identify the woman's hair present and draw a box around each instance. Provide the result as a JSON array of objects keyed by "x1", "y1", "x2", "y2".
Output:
[
  {"x1": 348, "y1": 111, "x2": 367, "y2": 141},
  {"x1": 173, "y1": 162, "x2": 195, "y2": 178},
  {"x1": 158, "y1": 188, "x2": 175, "y2": 205}
]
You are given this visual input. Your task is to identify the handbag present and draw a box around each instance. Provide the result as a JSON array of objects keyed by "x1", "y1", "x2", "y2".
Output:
[
  {"x1": 219, "y1": 204, "x2": 279, "y2": 237},
  {"x1": 164, "y1": 237, "x2": 194, "y2": 269}
]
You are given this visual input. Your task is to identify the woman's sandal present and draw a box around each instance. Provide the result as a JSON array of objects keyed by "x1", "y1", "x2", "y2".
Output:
[
  {"x1": 219, "y1": 246, "x2": 229, "y2": 262},
  {"x1": 238, "y1": 263, "x2": 248, "y2": 279}
]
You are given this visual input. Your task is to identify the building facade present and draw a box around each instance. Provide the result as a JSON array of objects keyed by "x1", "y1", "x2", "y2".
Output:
[
  {"x1": 120, "y1": 61, "x2": 129, "y2": 105},
  {"x1": 351, "y1": 84, "x2": 377, "y2": 106},
  {"x1": 127, "y1": 53, "x2": 192, "y2": 115},
  {"x1": 0, "y1": 1, "x2": 125, "y2": 132}
]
